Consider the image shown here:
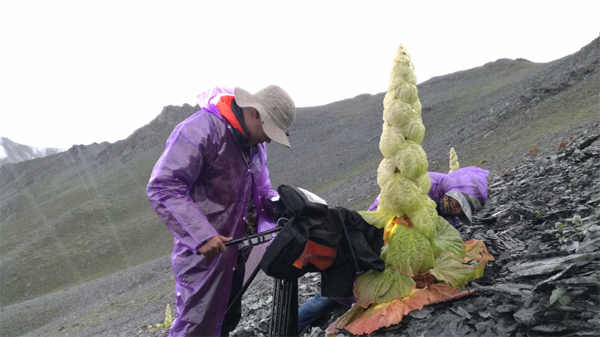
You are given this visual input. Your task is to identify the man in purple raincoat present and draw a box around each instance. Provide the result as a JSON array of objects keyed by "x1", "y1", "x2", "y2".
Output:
[
  {"x1": 297, "y1": 167, "x2": 489, "y2": 331},
  {"x1": 146, "y1": 85, "x2": 296, "y2": 336}
]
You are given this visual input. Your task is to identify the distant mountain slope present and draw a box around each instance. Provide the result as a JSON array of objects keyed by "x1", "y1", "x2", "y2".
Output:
[
  {"x1": 0, "y1": 37, "x2": 598, "y2": 312},
  {"x1": 0, "y1": 137, "x2": 64, "y2": 167}
]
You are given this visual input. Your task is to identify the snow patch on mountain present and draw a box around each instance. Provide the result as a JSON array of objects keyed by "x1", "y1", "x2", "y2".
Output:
[{"x1": 0, "y1": 137, "x2": 64, "y2": 166}]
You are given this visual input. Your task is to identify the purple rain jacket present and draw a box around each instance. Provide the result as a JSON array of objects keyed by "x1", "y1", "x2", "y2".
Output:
[
  {"x1": 368, "y1": 167, "x2": 489, "y2": 225},
  {"x1": 146, "y1": 87, "x2": 278, "y2": 336}
]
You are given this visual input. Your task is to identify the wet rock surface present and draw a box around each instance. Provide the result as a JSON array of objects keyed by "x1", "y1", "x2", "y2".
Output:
[{"x1": 232, "y1": 124, "x2": 600, "y2": 337}]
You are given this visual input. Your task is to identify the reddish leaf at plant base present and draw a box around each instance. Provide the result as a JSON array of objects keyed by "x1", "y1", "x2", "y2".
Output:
[
  {"x1": 424, "y1": 283, "x2": 475, "y2": 305},
  {"x1": 463, "y1": 239, "x2": 495, "y2": 278},
  {"x1": 336, "y1": 284, "x2": 475, "y2": 335},
  {"x1": 343, "y1": 296, "x2": 424, "y2": 336},
  {"x1": 463, "y1": 239, "x2": 495, "y2": 264},
  {"x1": 326, "y1": 304, "x2": 366, "y2": 336}
]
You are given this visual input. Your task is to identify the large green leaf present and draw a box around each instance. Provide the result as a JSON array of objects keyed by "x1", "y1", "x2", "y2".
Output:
[
  {"x1": 403, "y1": 71, "x2": 417, "y2": 85},
  {"x1": 377, "y1": 158, "x2": 396, "y2": 189},
  {"x1": 401, "y1": 119, "x2": 425, "y2": 144},
  {"x1": 384, "y1": 225, "x2": 435, "y2": 276},
  {"x1": 430, "y1": 253, "x2": 476, "y2": 288},
  {"x1": 383, "y1": 94, "x2": 421, "y2": 126},
  {"x1": 386, "y1": 77, "x2": 407, "y2": 99},
  {"x1": 432, "y1": 217, "x2": 465, "y2": 259},
  {"x1": 395, "y1": 82, "x2": 419, "y2": 104},
  {"x1": 378, "y1": 174, "x2": 423, "y2": 214},
  {"x1": 416, "y1": 172, "x2": 431, "y2": 195},
  {"x1": 354, "y1": 270, "x2": 388, "y2": 308},
  {"x1": 411, "y1": 100, "x2": 422, "y2": 116},
  {"x1": 390, "y1": 61, "x2": 415, "y2": 88},
  {"x1": 383, "y1": 100, "x2": 416, "y2": 127},
  {"x1": 390, "y1": 59, "x2": 412, "y2": 81},
  {"x1": 422, "y1": 195, "x2": 437, "y2": 210},
  {"x1": 379, "y1": 123, "x2": 406, "y2": 159},
  {"x1": 358, "y1": 210, "x2": 395, "y2": 229},
  {"x1": 407, "y1": 206, "x2": 438, "y2": 239},
  {"x1": 394, "y1": 141, "x2": 428, "y2": 180},
  {"x1": 375, "y1": 269, "x2": 415, "y2": 304},
  {"x1": 354, "y1": 268, "x2": 415, "y2": 308},
  {"x1": 389, "y1": 53, "x2": 416, "y2": 85}
]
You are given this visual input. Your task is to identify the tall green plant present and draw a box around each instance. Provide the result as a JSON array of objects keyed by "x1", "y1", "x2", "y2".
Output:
[
  {"x1": 449, "y1": 147, "x2": 459, "y2": 173},
  {"x1": 328, "y1": 45, "x2": 494, "y2": 336}
]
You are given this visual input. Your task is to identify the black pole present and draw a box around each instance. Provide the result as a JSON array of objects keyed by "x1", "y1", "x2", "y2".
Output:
[
  {"x1": 269, "y1": 279, "x2": 279, "y2": 336},
  {"x1": 223, "y1": 227, "x2": 282, "y2": 247},
  {"x1": 224, "y1": 261, "x2": 262, "y2": 317}
]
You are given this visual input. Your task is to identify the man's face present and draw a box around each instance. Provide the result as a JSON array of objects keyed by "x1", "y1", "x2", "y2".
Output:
[
  {"x1": 449, "y1": 197, "x2": 463, "y2": 215},
  {"x1": 242, "y1": 107, "x2": 271, "y2": 145},
  {"x1": 438, "y1": 195, "x2": 463, "y2": 216}
]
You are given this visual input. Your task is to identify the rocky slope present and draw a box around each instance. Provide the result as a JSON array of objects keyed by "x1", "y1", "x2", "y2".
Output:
[{"x1": 233, "y1": 123, "x2": 600, "y2": 337}]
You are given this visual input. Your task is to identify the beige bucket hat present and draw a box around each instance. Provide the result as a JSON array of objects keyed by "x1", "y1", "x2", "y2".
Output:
[{"x1": 234, "y1": 85, "x2": 296, "y2": 147}]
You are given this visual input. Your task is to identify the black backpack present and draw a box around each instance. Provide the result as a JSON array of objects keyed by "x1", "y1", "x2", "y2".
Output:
[{"x1": 260, "y1": 185, "x2": 385, "y2": 297}]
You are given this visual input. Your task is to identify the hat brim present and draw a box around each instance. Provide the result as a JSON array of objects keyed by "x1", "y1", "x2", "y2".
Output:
[
  {"x1": 445, "y1": 190, "x2": 473, "y2": 225},
  {"x1": 234, "y1": 87, "x2": 291, "y2": 148},
  {"x1": 457, "y1": 212, "x2": 472, "y2": 226}
]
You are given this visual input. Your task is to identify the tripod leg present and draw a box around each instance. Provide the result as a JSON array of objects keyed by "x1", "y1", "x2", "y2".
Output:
[
  {"x1": 269, "y1": 278, "x2": 283, "y2": 336},
  {"x1": 224, "y1": 261, "x2": 262, "y2": 317},
  {"x1": 284, "y1": 279, "x2": 298, "y2": 337}
]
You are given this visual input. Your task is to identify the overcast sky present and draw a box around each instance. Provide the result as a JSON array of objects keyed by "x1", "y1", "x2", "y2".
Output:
[{"x1": 1, "y1": 0, "x2": 598, "y2": 149}]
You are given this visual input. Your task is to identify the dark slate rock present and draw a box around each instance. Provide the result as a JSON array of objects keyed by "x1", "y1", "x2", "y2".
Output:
[{"x1": 514, "y1": 305, "x2": 543, "y2": 326}]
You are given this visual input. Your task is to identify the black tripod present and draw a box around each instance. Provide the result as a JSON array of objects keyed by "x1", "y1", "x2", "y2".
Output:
[
  {"x1": 269, "y1": 277, "x2": 298, "y2": 336},
  {"x1": 223, "y1": 223, "x2": 299, "y2": 337}
]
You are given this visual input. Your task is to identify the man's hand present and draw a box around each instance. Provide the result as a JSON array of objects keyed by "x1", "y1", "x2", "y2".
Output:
[{"x1": 198, "y1": 235, "x2": 233, "y2": 259}]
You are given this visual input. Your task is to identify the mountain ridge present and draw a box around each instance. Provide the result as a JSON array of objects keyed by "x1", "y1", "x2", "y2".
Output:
[{"x1": 0, "y1": 137, "x2": 64, "y2": 167}]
